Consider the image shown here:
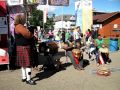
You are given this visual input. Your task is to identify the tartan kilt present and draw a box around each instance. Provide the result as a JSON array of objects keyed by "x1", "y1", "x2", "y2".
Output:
[{"x1": 16, "y1": 45, "x2": 32, "y2": 67}]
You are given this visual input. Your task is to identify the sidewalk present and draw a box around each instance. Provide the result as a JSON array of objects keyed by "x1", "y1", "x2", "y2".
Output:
[{"x1": 0, "y1": 49, "x2": 120, "y2": 90}]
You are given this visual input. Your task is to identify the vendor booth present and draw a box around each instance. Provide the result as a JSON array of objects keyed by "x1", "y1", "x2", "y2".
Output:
[{"x1": 0, "y1": 1, "x2": 9, "y2": 69}]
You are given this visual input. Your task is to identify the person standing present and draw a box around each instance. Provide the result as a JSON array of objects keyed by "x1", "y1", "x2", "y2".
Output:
[
  {"x1": 73, "y1": 26, "x2": 81, "y2": 43},
  {"x1": 14, "y1": 14, "x2": 36, "y2": 85}
]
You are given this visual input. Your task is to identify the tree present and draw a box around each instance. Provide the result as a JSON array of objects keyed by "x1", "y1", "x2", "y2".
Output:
[
  {"x1": 44, "y1": 15, "x2": 54, "y2": 31},
  {"x1": 29, "y1": 8, "x2": 43, "y2": 27},
  {"x1": 28, "y1": 8, "x2": 55, "y2": 32}
]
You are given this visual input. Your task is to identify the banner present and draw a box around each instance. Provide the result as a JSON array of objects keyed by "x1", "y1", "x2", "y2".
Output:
[
  {"x1": 0, "y1": 17, "x2": 8, "y2": 34},
  {"x1": 49, "y1": 0, "x2": 69, "y2": 6},
  {"x1": 82, "y1": 0, "x2": 93, "y2": 34},
  {"x1": 27, "y1": 0, "x2": 47, "y2": 5},
  {"x1": 7, "y1": 0, "x2": 23, "y2": 6},
  {"x1": 75, "y1": 0, "x2": 82, "y2": 31}
]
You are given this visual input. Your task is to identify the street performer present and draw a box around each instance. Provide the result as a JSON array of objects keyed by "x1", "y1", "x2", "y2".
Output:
[
  {"x1": 63, "y1": 41, "x2": 84, "y2": 70},
  {"x1": 14, "y1": 14, "x2": 36, "y2": 85}
]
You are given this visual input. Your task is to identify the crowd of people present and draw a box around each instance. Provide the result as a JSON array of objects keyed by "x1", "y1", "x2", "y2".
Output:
[{"x1": 8, "y1": 14, "x2": 112, "y2": 85}]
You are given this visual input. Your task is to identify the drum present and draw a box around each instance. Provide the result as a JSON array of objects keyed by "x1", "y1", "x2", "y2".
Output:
[
  {"x1": 72, "y1": 49, "x2": 82, "y2": 64},
  {"x1": 98, "y1": 47, "x2": 109, "y2": 64},
  {"x1": 72, "y1": 49, "x2": 81, "y2": 59}
]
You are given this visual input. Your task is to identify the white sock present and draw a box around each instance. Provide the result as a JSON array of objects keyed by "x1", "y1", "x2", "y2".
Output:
[
  {"x1": 25, "y1": 68, "x2": 31, "y2": 81},
  {"x1": 21, "y1": 67, "x2": 26, "y2": 79}
]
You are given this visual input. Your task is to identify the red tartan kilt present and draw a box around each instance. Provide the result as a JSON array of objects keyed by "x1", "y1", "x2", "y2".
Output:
[{"x1": 16, "y1": 46, "x2": 32, "y2": 67}]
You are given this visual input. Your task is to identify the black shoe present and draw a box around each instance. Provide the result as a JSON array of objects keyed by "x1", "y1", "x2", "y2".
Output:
[
  {"x1": 26, "y1": 80, "x2": 36, "y2": 85},
  {"x1": 22, "y1": 79, "x2": 26, "y2": 82}
]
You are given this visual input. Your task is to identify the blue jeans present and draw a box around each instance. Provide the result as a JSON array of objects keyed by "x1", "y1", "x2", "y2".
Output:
[
  {"x1": 66, "y1": 51, "x2": 78, "y2": 68},
  {"x1": 95, "y1": 49, "x2": 99, "y2": 63}
]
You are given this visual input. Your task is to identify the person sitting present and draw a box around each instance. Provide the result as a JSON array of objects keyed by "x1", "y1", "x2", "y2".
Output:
[
  {"x1": 95, "y1": 34, "x2": 104, "y2": 66},
  {"x1": 63, "y1": 41, "x2": 84, "y2": 70}
]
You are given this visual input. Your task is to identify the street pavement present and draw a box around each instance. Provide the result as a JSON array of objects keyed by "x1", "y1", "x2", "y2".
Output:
[{"x1": 0, "y1": 49, "x2": 120, "y2": 90}]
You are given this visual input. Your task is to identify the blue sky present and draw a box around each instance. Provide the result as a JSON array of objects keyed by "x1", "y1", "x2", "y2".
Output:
[
  {"x1": 37, "y1": 0, "x2": 120, "y2": 16},
  {"x1": 55, "y1": 0, "x2": 120, "y2": 15}
]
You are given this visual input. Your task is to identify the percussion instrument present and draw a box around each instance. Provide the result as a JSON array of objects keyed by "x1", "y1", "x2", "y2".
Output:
[
  {"x1": 72, "y1": 49, "x2": 81, "y2": 59},
  {"x1": 98, "y1": 47, "x2": 109, "y2": 65},
  {"x1": 97, "y1": 66, "x2": 111, "y2": 76},
  {"x1": 72, "y1": 49, "x2": 83, "y2": 65}
]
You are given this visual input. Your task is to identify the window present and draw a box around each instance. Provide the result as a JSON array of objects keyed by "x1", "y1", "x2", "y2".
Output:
[{"x1": 113, "y1": 24, "x2": 118, "y2": 29}]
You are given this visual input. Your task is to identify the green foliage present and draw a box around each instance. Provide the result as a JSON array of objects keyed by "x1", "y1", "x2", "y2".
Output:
[
  {"x1": 28, "y1": 8, "x2": 55, "y2": 32},
  {"x1": 44, "y1": 16, "x2": 54, "y2": 31},
  {"x1": 29, "y1": 9, "x2": 43, "y2": 27}
]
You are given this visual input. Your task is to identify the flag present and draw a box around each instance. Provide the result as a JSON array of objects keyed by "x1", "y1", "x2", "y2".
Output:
[{"x1": 75, "y1": 1, "x2": 82, "y2": 11}]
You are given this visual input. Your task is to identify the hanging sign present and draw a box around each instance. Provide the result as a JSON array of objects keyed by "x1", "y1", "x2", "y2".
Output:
[
  {"x1": 27, "y1": 0, "x2": 47, "y2": 5},
  {"x1": 7, "y1": 0, "x2": 23, "y2": 6},
  {"x1": 0, "y1": 17, "x2": 8, "y2": 34},
  {"x1": 49, "y1": 0, "x2": 69, "y2": 6}
]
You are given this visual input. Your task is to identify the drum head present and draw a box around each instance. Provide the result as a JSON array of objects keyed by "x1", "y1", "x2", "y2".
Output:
[{"x1": 72, "y1": 49, "x2": 81, "y2": 58}]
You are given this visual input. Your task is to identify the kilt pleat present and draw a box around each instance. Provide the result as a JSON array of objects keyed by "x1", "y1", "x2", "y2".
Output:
[{"x1": 16, "y1": 46, "x2": 32, "y2": 67}]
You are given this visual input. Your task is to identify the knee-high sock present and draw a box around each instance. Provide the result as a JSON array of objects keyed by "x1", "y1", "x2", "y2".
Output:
[
  {"x1": 21, "y1": 67, "x2": 26, "y2": 79},
  {"x1": 25, "y1": 68, "x2": 31, "y2": 81}
]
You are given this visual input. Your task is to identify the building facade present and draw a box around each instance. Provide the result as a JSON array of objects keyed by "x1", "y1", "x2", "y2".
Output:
[
  {"x1": 93, "y1": 12, "x2": 120, "y2": 38},
  {"x1": 54, "y1": 15, "x2": 76, "y2": 31}
]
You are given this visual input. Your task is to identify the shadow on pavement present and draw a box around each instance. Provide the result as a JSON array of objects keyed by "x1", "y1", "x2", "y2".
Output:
[
  {"x1": 82, "y1": 59, "x2": 90, "y2": 68},
  {"x1": 32, "y1": 62, "x2": 72, "y2": 82}
]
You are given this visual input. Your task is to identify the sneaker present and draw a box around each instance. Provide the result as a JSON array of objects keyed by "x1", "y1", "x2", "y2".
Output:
[
  {"x1": 26, "y1": 80, "x2": 36, "y2": 85},
  {"x1": 22, "y1": 79, "x2": 26, "y2": 82}
]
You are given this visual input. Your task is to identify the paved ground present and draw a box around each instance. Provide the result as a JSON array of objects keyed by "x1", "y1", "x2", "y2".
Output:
[{"x1": 0, "y1": 49, "x2": 120, "y2": 90}]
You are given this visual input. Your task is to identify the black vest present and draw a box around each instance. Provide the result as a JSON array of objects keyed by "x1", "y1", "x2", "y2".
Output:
[{"x1": 15, "y1": 33, "x2": 30, "y2": 46}]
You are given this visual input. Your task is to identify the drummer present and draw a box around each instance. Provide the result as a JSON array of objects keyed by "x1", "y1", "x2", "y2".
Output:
[
  {"x1": 95, "y1": 34, "x2": 104, "y2": 66},
  {"x1": 63, "y1": 41, "x2": 84, "y2": 70}
]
